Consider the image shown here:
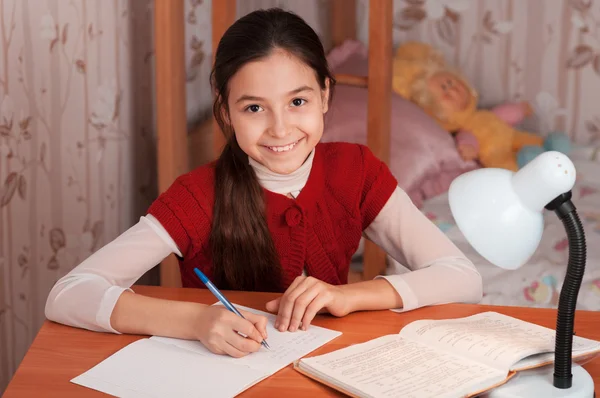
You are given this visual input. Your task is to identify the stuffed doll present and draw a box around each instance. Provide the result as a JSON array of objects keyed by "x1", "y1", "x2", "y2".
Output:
[
  {"x1": 455, "y1": 102, "x2": 571, "y2": 169},
  {"x1": 392, "y1": 42, "x2": 569, "y2": 171}
]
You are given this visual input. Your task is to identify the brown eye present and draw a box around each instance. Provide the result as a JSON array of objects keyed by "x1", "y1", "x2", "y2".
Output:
[
  {"x1": 291, "y1": 98, "x2": 306, "y2": 107},
  {"x1": 246, "y1": 104, "x2": 262, "y2": 113}
]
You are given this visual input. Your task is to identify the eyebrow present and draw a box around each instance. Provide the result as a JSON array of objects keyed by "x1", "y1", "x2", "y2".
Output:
[{"x1": 235, "y1": 85, "x2": 314, "y2": 104}]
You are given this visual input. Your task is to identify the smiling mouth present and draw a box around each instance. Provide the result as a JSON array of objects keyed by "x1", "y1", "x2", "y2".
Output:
[{"x1": 264, "y1": 139, "x2": 301, "y2": 153}]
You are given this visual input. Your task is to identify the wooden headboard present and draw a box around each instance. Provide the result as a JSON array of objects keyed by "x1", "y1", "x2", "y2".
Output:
[{"x1": 153, "y1": 0, "x2": 393, "y2": 287}]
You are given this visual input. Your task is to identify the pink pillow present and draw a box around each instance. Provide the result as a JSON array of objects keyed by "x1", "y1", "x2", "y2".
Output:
[{"x1": 323, "y1": 40, "x2": 478, "y2": 208}]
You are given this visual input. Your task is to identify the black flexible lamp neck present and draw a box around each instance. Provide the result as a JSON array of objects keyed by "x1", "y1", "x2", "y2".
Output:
[{"x1": 544, "y1": 191, "x2": 587, "y2": 389}]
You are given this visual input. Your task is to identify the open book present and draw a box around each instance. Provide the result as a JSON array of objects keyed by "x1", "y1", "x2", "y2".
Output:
[
  {"x1": 294, "y1": 312, "x2": 600, "y2": 398},
  {"x1": 71, "y1": 304, "x2": 341, "y2": 397}
]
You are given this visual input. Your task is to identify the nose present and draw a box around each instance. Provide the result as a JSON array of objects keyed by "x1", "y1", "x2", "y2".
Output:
[{"x1": 268, "y1": 110, "x2": 289, "y2": 138}]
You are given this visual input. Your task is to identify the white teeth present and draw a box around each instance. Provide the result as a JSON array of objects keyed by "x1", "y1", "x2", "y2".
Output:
[{"x1": 267, "y1": 140, "x2": 298, "y2": 152}]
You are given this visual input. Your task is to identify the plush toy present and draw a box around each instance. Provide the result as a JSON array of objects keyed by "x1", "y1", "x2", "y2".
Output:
[
  {"x1": 392, "y1": 41, "x2": 570, "y2": 171},
  {"x1": 455, "y1": 102, "x2": 571, "y2": 169},
  {"x1": 516, "y1": 131, "x2": 572, "y2": 168}
]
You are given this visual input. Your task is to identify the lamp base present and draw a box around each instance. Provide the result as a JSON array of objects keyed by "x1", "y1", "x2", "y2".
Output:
[{"x1": 482, "y1": 364, "x2": 594, "y2": 398}]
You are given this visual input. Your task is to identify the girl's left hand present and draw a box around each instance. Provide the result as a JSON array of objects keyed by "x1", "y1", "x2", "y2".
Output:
[{"x1": 265, "y1": 276, "x2": 350, "y2": 332}]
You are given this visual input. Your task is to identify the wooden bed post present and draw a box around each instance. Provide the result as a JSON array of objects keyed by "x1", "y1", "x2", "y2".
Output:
[
  {"x1": 364, "y1": 0, "x2": 393, "y2": 280},
  {"x1": 154, "y1": 0, "x2": 188, "y2": 287},
  {"x1": 212, "y1": 0, "x2": 237, "y2": 158},
  {"x1": 331, "y1": 0, "x2": 356, "y2": 47}
]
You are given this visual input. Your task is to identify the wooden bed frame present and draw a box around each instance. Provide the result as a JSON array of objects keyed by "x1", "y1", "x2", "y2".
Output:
[{"x1": 153, "y1": 0, "x2": 393, "y2": 287}]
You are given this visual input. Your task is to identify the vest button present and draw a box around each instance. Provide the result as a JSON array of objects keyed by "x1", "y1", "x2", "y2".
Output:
[{"x1": 285, "y1": 207, "x2": 302, "y2": 227}]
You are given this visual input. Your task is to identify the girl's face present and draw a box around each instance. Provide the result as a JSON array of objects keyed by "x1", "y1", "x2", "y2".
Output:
[{"x1": 227, "y1": 50, "x2": 329, "y2": 175}]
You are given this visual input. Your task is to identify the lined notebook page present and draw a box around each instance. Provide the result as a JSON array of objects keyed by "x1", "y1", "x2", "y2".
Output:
[
  {"x1": 400, "y1": 311, "x2": 600, "y2": 371},
  {"x1": 71, "y1": 303, "x2": 341, "y2": 398},
  {"x1": 298, "y1": 334, "x2": 506, "y2": 398}
]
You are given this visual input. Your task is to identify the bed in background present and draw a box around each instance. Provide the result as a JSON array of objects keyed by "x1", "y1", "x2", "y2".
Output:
[
  {"x1": 322, "y1": 39, "x2": 600, "y2": 310},
  {"x1": 322, "y1": 39, "x2": 478, "y2": 209},
  {"x1": 417, "y1": 145, "x2": 600, "y2": 310}
]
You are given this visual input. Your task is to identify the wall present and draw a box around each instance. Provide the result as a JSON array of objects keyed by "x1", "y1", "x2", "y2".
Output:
[
  {"x1": 371, "y1": 0, "x2": 600, "y2": 143},
  {"x1": 0, "y1": 0, "x2": 155, "y2": 392}
]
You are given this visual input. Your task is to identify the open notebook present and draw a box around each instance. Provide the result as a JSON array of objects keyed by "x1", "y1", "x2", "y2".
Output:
[
  {"x1": 71, "y1": 304, "x2": 342, "y2": 397},
  {"x1": 294, "y1": 312, "x2": 600, "y2": 398}
]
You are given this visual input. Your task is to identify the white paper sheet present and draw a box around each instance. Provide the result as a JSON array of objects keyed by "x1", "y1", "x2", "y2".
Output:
[{"x1": 71, "y1": 303, "x2": 341, "y2": 397}]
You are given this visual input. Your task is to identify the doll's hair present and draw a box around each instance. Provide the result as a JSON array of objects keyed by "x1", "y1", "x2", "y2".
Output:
[
  {"x1": 209, "y1": 8, "x2": 336, "y2": 292},
  {"x1": 409, "y1": 62, "x2": 447, "y2": 121}
]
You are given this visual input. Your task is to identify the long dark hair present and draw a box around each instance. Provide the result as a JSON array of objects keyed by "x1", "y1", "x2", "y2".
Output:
[{"x1": 209, "y1": 8, "x2": 336, "y2": 292}]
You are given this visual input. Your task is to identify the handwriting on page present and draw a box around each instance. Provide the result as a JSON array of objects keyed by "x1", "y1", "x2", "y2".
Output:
[
  {"x1": 206, "y1": 302, "x2": 341, "y2": 372},
  {"x1": 150, "y1": 304, "x2": 341, "y2": 375},
  {"x1": 152, "y1": 328, "x2": 336, "y2": 373},
  {"x1": 235, "y1": 326, "x2": 329, "y2": 371},
  {"x1": 404, "y1": 312, "x2": 569, "y2": 370},
  {"x1": 306, "y1": 335, "x2": 505, "y2": 398}
]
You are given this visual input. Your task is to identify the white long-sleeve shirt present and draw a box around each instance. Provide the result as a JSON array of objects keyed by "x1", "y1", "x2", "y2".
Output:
[{"x1": 45, "y1": 150, "x2": 482, "y2": 333}]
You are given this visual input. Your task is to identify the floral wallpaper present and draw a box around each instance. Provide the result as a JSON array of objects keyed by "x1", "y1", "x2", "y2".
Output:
[
  {"x1": 2, "y1": 0, "x2": 599, "y2": 394},
  {"x1": 369, "y1": 0, "x2": 600, "y2": 143},
  {"x1": 0, "y1": 0, "x2": 156, "y2": 392}
]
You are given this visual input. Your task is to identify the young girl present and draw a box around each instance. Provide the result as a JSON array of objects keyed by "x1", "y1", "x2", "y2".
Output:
[{"x1": 45, "y1": 8, "x2": 482, "y2": 359}]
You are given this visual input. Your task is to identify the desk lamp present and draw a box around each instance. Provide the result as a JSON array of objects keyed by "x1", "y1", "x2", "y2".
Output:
[{"x1": 448, "y1": 151, "x2": 594, "y2": 397}]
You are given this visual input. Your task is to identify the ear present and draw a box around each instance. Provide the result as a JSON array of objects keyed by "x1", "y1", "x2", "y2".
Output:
[
  {"x1": 321, "y1": 78, "x2": 331, "y2": 114},
  {"x1": 221, "y1": 106, "x2": 231, "y2": 125},
  {"x1": 213, "y1": 89, "x2": 228, "y2": 117},
  {"x1": 217, "y1": 97, "x2": 232, "y2": 125},
  {"x1": 216, "y1": 101, "x2": 235, "y2": 139}
]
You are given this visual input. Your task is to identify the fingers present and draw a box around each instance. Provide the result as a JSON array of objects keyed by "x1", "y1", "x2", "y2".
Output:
[
  {"x1": 288, "y1": 288, "x2": 320, "y2": 332},
  {"x1": 254, "y1": 314, "x2": 269, "y2": 340},
  {"x1": 240, "y1": 310, "x2": 268, "y2": 340},
  {"x1": 277, "y1": 277, "x2": 326, "y2": 332},
  {"x1": 232, "y1": 313, "x2": 265, "y2": 345},
  {"x1": 222, "y1": 340, "x2": 252, "y2": 358},
  {"x1": 205, "y1": 338, "x2": 250, "y2": 359},
  {"x1": 265, "y1": 297, "x2": 280, "y2": 313},
  {"x1": 276, "y1": 276, "x2": 314, "y2": 331},
  {"x1": 200, "y1": 307, "x2": 268, "y2": 359},
  {"x1": 301, "y1": 294, "x2": 331, "y2": 331},
  {"x1": 227, "y1": 329, "x2": 261, "y2": 355},
  {"x1": 274, "y1": 276, "x2": 306, "y2": 330}
]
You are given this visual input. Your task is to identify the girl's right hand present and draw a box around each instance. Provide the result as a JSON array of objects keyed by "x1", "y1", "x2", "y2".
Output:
[{"x1": 195, "y1": 306, "x2": 269, "y2": 358}]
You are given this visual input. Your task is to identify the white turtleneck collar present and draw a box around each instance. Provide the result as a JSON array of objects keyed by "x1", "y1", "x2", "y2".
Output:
[{"x1": 248, "y1": 149, "x2": 314, "y2": 198}]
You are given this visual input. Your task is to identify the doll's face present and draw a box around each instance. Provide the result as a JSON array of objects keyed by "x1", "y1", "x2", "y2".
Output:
[{"x1": 427, "y1": 72, "x2": 471, "y2": 115}]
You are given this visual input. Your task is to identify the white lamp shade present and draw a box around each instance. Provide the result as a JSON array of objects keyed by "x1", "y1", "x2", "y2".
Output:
[{"x1": 448, "y1": 151, "x2": 576, "y2": 270}]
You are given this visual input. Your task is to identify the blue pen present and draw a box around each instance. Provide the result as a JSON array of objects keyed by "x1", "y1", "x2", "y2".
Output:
[{"x1": 193, "y1": 268, "x2": 270, "y2": 350}]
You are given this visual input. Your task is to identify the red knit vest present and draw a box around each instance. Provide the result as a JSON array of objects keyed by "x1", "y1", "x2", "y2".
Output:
[{"x1": 147, "y1": 142, "x2": 397, "y2": 292}]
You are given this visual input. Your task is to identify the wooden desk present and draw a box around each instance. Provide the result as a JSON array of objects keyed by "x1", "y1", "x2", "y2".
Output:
[{"x1": 5, "y1": 286, "x2": 600, "y2": 397}]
